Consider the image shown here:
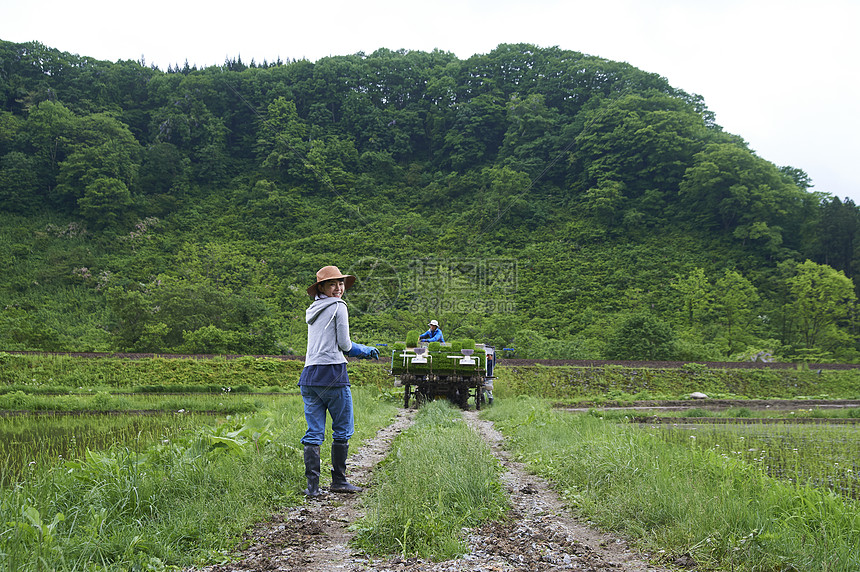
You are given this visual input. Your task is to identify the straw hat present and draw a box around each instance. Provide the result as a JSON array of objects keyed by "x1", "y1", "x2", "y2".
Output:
[{"x1": 307, "y1": 265, "x2": 356, "y2": 298}]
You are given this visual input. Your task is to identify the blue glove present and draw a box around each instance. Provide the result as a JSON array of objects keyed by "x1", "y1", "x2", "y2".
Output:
[{"x1": 346, "y1": 342, "x2": 379, "y2": 360}]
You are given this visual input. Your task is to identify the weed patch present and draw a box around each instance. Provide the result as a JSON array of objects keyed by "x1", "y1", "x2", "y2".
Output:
[{"x1": 352, "y1": 401, "x2": 508, "y2": 560}]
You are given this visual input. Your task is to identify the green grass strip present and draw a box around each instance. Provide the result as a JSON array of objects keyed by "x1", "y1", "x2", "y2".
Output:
[
  {"x1": 352, "y1": 401, "x2": 509, "y2": 560},
  {"x1": 482, "y1": 396, "x2": 860, "y2": 572},
  {"x1": 0, "y1": 353, "x2": 391, "y2": 392},
  {"x1": 493, "y1": 364, "x2": 860, "y2": 402},
  {"x1": 593, "y1": 406, "x2": 860, "y2": 421}
]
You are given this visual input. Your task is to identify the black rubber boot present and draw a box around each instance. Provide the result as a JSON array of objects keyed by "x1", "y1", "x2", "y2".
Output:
[
  {"x1": 303, "y1": 444, "x2": 321, "y2": 497},
  {"x1": 330, "y1": 441, "x2": 362, "y2": 493}
]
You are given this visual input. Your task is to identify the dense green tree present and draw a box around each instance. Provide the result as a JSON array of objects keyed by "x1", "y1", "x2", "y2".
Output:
[
  {"x1": 0, "y1": 42, "x2": 65, "y2": 113},
  {"x1": 257, "y1": 97, "x2": 311, "y2": 183},
  {"x1": 137, "y1": 142, "x2": 189, "y2": 195},
  {"x1": 713, "y1": 269, "x2": 760, "y2": 355},
  {"x1": 20, "y1": 100, "x2": 76, "y2": 198},
  {"x1": 52, "y1": 112, "x2": 142, "y2": 213},
  {"x1": 570, "y1": 92, "x2": 710, "y2": 220},
  {"x1": 0, "y1": 151, "x2": 40, "y2": 211},
  {"x1": 340, "y1": 90, "x2": 386, "y2": 153},
  {"x1": 106, "y1": 275, "x2": 278, "y2": 353},
  {"x1": 499, "y1": 93, "x2": 563, "y2": 178},
  {"x1": 442, "y1": 92, "x2": 506, "y2": 171},
  {"x1": 0, "y1": 111, "x2": 22, "y2": 154},
  {"x1": 178, "y1": 324, "x2": 241, "y2": 354},
  {"x1": 236, "y1": 179, "x2": 304, "y2": 239},
  {"x1": 0, "y1": 307, "x2": 63, "y2": 350},
  {"x1": 303, "y1": 135, "x2": 360, "y2": 195},
  {"x1": 77, "y1": 176, "x2": 134, "y2": 229},
  {"x1": 779, "y1": 165, "x2": 813, "y2": 191},
  {"x1": 583, "y1": 180, "x2": 625, "y2": 226},
  {"x1": 475, "y1": 166, "x2": 531, "y2": 227},
  {"x1": 605, "y1": 312, "x2": 678, "y2": 360},
  {"x1": 787, "y1": 260, "x2": 856, "y2": 352},
  {"x1": 673, "y1": 267, "x2": 712, "y2": 326},
  {"x1": 148, "y1": 89, "x2": 227, "y2": 184},
  {"x1": 679, "y1": 143, "x2": 805, "y2": 251},
  {"x1": 808, "y1": 196, "x2": 859, "y2": 280}
]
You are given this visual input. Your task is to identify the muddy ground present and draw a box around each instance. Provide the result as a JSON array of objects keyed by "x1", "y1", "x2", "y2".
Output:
[{"x1": 191, "y1": 408, "x2": 678, "y2": 572}]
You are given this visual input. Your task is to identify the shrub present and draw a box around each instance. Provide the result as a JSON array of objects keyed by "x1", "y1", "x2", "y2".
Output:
[
  {"x1": 512, "y1": 329, "x2": 591, "y2": 359},
  {"x1": 0, "y1": 390, "x2": 31, "y2": 409},
  {"x1": 725, "y1": 407, "x2": 753, "y2": 418},
  {"x1": 682, "y1": 363, "x2": 709, "y2": 373},
  {"x1": 684, "y1": 408, "x2": 709, "y2": 417},
  {"x1": 605, "y1": 312, "x2": 677, "y2": 360}
]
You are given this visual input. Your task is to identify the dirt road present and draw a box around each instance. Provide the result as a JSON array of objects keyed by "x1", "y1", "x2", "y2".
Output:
[{"x1": 193, "y1": 409, "x2": 673, "y2": 572}]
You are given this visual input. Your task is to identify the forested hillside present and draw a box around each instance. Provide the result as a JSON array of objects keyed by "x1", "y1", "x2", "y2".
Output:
[{"x1": 1, "y1": 40, "x2": 858, "y2": 361}]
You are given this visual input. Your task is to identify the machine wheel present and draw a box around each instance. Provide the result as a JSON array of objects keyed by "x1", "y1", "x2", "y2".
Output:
[
  {"x1": 446, "y1": 386, "x2": 458, "y2": 408},
  {"x1": 453, "y1": 386, "x2": 469, "y2": 409},
  {"x1": 413, "y1": 385, "x2": 425, "y2": 405}
]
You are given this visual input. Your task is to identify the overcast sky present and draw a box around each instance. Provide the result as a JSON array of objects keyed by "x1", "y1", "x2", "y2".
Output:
[{"x1": 3, "y1": 0, "x2": 858, "y2": 202}]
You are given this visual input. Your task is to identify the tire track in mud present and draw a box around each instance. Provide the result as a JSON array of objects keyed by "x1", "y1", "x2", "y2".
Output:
[
  {"x1": 192, "y1": 408, "x2": 672, "y2": 572},
  {"x1": 454, "y1": 410, "x2": 671, "y2": 572}
]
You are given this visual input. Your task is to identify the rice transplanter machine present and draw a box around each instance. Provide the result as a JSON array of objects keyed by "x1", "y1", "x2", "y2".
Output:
[{"x1": 390, "y1": 340, "x2": 495, "y2": 409}]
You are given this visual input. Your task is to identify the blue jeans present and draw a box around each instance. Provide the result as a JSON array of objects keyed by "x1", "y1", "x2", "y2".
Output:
[{"x1": 300, "y1": 385, "x2": 355, "y2": 445}]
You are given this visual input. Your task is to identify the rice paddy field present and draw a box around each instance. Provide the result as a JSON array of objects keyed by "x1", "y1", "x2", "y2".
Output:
[
  {"x1": 646, "y1": 421, "x2": 860, "y2": 500},
  {"x1": 0, "y1": 409, "x2": 219, "y2": 486}
]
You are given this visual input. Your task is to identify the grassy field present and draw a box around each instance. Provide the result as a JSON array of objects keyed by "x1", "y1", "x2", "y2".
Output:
[
  {"x1": 0, "y1": 387, "x2": 399, "y2": 571},
  {"x1": 0, "y1": 352, "x2": 389, "y2": 393},
  {"x1": 3, "y1": 355, "x2": 860, "y2": 570}
]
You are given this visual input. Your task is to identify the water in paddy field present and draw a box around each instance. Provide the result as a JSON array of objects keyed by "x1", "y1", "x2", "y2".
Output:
[
  {"x1": 0, "y1": 411, "x2": 216, "y2": 485},
  {"x1": 644, "y1": 421, "x2": 860, "y2": 500}
]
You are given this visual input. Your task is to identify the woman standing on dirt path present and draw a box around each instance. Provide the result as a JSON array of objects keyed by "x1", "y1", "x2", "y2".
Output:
[{"x1": 299, "y1": 265, "x2": 379, "y2": 497}]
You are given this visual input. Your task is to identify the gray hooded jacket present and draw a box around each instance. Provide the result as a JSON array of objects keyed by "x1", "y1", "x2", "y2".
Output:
[{"x1": 304, "y1": 296, "x2": 352, "y2": 366}]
